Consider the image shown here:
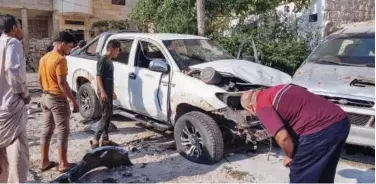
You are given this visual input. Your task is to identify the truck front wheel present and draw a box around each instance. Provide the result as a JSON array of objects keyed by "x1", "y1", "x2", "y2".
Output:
[
  {"x1": 174, "y1": 111, "x2": 224, "y2": 164},
  {"x1": 77, "y1": 83, "x2": 101, "y2": 120}
]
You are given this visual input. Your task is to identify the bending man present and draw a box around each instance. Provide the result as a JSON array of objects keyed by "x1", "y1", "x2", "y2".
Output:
[{"x1": 241, "y1": 84, "x2": 350, "y2": 183}]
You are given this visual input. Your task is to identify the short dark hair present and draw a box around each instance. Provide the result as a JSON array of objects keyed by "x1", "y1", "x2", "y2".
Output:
[
  {"x1": 53, "y1": 31, "x2": 76, "y2": 44},
  {"x1": 46, "y1": 42, "x2": 54, "y2": 52},
  {"x1": 0, "y1": 14, "x2": 19, "y2": 33},
  {"x1": 107, "y1": 40, "x2": 121, "y2": 50},
  {"x1": 78, "y1": 40, "x2": 87, "y2": 48}
]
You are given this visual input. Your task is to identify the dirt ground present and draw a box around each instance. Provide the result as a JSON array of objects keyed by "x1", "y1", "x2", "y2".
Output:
[{"x1": 25, "y1": 73, "x2": 375, "y2": 183}]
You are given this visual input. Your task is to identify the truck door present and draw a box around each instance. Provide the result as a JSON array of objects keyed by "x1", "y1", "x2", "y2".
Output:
[
  {"x1": 127, "y1": 39, "x2": 169, "y2": 121},
  {"x1": 109, "y1": 38, "x2": 135, "y2": 109}
]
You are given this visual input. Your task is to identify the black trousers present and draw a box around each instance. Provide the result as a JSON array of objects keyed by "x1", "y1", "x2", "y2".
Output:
[
  {"x1": 93, "y1": 94, "x2": 113, "y2": 141},
  {"x1": 289, "y1": 118, "x2": 350, "y2": 183}
]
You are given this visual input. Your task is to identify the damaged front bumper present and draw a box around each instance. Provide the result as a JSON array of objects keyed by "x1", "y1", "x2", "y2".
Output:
[
  {"x1": 213, "y1": 91, "x2": 271, "y2": 144},
  {"x1": 213, "y1": 106, "x2": 270, "y2": 145}
]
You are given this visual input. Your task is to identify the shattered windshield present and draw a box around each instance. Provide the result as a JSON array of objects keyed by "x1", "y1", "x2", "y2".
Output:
[
  {"x1": 309, "y1": 35, "x2": 375, "y2": 67},
  {"x1": 163, "y1": 39, "x2": 234, "y2": 69}
]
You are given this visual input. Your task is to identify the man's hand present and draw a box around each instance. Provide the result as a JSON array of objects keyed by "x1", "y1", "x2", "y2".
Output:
[
  {"x1": 283, "y1": 156, "x2": 292, "y2": 167},
  {"x1": 113, "y1": 92, "x2": 117, "y2": 100},
  {"x1": 101, "y1": 93, "x2": 108, "y2": 102},
  {"x1": 22, "y1": 95, "x2": 31, "y2": 104},
  {"x1": 72, "y1": 100, "x2": 79, "y2": 113}
]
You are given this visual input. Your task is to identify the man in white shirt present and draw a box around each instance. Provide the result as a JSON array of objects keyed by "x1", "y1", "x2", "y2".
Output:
[{"x1": 0, "y1": 14, "x2": 30, "y2": 183}]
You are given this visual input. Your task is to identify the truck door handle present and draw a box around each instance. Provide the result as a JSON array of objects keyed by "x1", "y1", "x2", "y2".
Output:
[{"x1": 129, "y1": 73, "x2": 136, "y2": 80}]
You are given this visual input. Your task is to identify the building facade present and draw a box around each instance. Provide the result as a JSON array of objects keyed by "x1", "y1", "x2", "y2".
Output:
[
  {"x1": 0, "y1": 0, "x2": 136, "y2": 70},
  {"x1": 282, "y1": 0, "x2": 374, "y2": 36}
]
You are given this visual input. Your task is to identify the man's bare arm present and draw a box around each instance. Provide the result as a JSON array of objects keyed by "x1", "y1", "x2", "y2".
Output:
[
  {"x1": 57, "y1": 75, "x2": 75, "y2": 102},
  {"x1": 275, "y1": 128, "x2": 294, "y2": 158},
  {"x1": 96, "y1": 76, "x2": 106, "y2": 94}
]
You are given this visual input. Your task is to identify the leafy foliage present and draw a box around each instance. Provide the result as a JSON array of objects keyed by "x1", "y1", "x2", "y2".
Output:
[
  {"x1": 212, "y1": 11, "x2": 321, "y2": 75},
  {"x1": 130, "y1": 0, "x2": 317, "y2": 75},
  {"x1": 131, "y1": 0, "x2": 197, "y2": 33}
]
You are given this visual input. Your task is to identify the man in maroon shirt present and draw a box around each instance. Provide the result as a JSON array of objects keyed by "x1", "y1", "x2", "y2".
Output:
[{"x1": 241, "y1": 84, "x2": 350, "y2": 183}]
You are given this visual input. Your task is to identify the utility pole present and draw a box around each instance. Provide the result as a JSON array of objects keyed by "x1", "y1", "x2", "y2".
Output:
[{"x1": 196, "y1": 0, "x2": 205, "y2": 36}]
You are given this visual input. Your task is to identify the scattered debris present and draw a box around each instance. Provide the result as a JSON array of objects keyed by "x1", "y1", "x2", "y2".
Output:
[
  {"x1": 28, "y1": 168, "x2": 41, "y2": 182},
  {"x1": 102, "y1": 178, "x2": 117, "y2": 183},
  {"x1": 79, "y1": 118, "x2": 100, "y2": 125},
  {"x1": 227, "y1": 153, "x2": 235, "y2": 157},
  {"x1": 127, "y1": 177, "x2": 149, "y2": 183},
  {"x1": 130, "y1": 147, "x2": 138, "y2": 152},
  {"x1": 140, "y1": 163, "x2": 147, "y2": 168},
  {"x1": 27, "y1": 108, "x2": 42, "y2": 115},
  {"x1": 51, "y1": 146, "x2": 132, "y2": 183},
  {"x1": 30, "y1": 101, "x2": 41, "y2": 107},
  {"x1": 122, "y1": 172, "x2": 133, "y2": 177},
  {"x1": 29, "y1": 89, "x2": 42, "y2": 94},
  {"x1": 223, "y1": 166, "x2": 250, "y2": 181},
  {"x1": 83, "y1": 121, "x2": 118, "y2": 133}
]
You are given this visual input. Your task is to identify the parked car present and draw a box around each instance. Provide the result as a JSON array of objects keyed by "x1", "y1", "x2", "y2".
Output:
[
  {"x1": 293, "y1": 25, "x2": 375, "y2": 148},
  {"x1": 67, "y1": 32, "x2": 292, "y2": 164}
]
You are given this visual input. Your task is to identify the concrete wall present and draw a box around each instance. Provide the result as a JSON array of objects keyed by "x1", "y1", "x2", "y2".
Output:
[
  {"x1": 28, "y1": 38, "x2": 51, "y2": 71},
  {"x1": 92, "y1": 0, "x2": 135, "y2": 20},
  {"x1": 0, "y1": 0, "x2": 52, "y2": 11},
  {"x1": 0, "y1": 0, "x2": 137, "y2": 71},
  {"x1": 28, "y1": 19, "x2": 49, "y2": 39},
  {"x1": 54, "y1": 0, "x2": 93, "y2": 15},
  {"x1": 324, "y1": 0, "x2": 375, "y2": 28}
]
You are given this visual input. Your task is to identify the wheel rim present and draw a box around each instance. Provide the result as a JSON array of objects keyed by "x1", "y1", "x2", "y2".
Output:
[
  {"x1": 181, "y1": 123, "x2": 204, "y2": 158},
  {"x1": 80, "y1": 91, "x2": 91, "y2": 112}
]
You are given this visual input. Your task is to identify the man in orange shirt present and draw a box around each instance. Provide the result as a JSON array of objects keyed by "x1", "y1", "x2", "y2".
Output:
[{"x1": 38, "y1": 31, "x2": 79, "y2": 173}]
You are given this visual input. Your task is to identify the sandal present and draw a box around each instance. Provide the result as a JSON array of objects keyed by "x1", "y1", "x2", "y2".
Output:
[
  {"x1": 101, "y1": 140, "x2": 119, "y2": 147},
  {"x1": 40, "y1": 161, "x2": 58, "y2": 172},
  {"x1": 58, "y1": 163, "x2": 77, "y2": 173}
]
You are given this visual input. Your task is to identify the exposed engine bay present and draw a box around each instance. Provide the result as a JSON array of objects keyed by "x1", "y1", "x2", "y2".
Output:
[
  {"x1": 187, "y1": 67, "x2": 262, "y2": 92},
  {"x1": 186, "y1": 67, "x2": 270, "y2": 145}
]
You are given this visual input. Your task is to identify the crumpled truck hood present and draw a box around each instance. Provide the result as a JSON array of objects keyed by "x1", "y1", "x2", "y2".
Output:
[
  {"x1": 293, "y1": 62, "x2": 375, "y2": 99},
  {"x1": 191, "y1": 59, "x2": 292, "y2": 86}
]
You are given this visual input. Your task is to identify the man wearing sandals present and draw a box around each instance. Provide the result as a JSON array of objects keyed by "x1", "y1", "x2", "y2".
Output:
[
  {"x1": 90, "y1": 40, "x2": 121, "y2": 149},
  {"x1": 0, "y1": 14, "x2": 30, "y2": 183},
  {"x1": 38, "y1": 31, "x2": 79, "y2": 173},
  {"x1": 241, "y1": 84, "x2": 350, "y2": 183}
]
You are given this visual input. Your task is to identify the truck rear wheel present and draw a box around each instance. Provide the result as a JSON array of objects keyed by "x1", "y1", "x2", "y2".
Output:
[
  {"x1": 174, "y1": 111, "x2": 224, "y2": 164},
  {"x1": 78, "y1": 83, "x2": 101, "y2": 120}
]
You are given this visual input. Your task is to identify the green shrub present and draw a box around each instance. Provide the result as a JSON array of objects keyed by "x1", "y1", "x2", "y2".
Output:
[{"x1": 210, "y1": 11, "x2": 319, "y2": 75}]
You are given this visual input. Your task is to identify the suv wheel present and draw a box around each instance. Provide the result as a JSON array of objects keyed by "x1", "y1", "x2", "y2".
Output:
[
  {"x1": 78, "y1": 83, "x2": 101, "y2": 120},
  {"x1": 174, "y1": 111, "x2": 224, "y2": 164}
]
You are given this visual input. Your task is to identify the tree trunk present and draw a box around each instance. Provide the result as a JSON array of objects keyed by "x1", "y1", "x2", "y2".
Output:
[{"x1": 196, "y1": 0, "x2": 205, "y2": 36}]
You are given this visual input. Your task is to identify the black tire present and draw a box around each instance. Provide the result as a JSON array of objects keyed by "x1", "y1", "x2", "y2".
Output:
[
  {"x1": 77, "y1": 83, "x2": 101, "y2": 120},
  {"x1": 174, "y1": 111, "x2": 224, "y2": 164}
]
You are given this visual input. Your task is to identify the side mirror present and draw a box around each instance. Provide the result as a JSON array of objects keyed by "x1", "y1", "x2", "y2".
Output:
[{"x1": 149, "y1": 59, "x2": 169, "y2": 73}]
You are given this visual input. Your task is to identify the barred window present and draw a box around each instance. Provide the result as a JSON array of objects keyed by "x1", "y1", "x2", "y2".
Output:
[{"x1": 112, "y1": 0, "x2": 126, "y2": 6}]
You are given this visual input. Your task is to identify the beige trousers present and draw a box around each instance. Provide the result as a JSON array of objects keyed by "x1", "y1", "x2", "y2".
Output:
[
  {"x1": 0, "y1": 130, "x2": 29, "y2": 183},
  {"x1": 40, "y1": 94, "x2": 71, "y2": 149}
]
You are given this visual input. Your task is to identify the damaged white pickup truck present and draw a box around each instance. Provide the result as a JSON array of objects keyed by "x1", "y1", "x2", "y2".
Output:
[{"x1": 66, "y1": 32, "x2": 291, "y2": 164}]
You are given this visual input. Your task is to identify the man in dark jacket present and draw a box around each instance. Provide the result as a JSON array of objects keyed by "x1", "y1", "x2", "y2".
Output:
[{"x1": 241, "y1": 84, "x2": 350, "y2": 183}]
